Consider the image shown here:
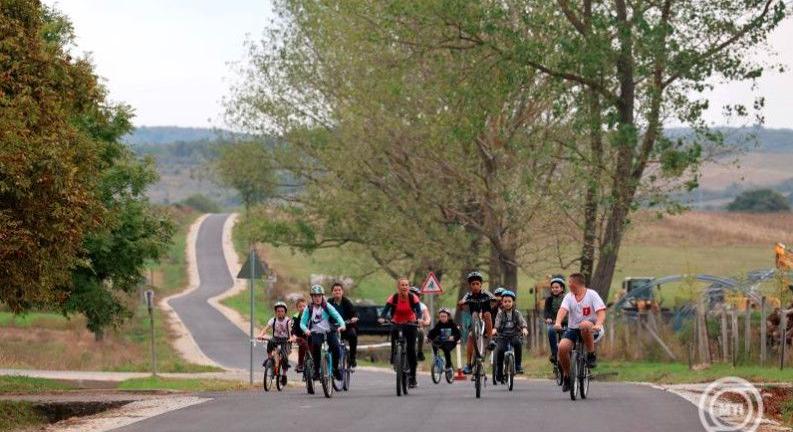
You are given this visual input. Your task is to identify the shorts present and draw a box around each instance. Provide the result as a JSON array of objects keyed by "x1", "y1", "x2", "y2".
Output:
[{"x1": 562, "y1": 327, "x2": 604, "y2": 344}]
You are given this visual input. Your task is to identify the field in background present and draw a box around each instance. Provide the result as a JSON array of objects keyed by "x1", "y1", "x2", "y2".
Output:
[
  {"x1": 229, "y1": 211, "x2": 791, "y2": 314},
  {"x1": 0, "y1": 209, "x2": 218, "y2": 373}
]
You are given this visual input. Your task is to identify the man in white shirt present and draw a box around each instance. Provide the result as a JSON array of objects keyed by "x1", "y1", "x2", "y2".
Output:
[{"x1": 554, "y1": 273, "x2": 606, "y2": 392}]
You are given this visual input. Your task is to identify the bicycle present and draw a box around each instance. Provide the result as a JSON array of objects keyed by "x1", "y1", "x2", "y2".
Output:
[
  {"x1": 303, "y1": 332, "x2": 335, "y2": 398},
  {"x1": 568, "y1": 328, "x2": 604, "y2": 401},
  {"x1": 470, "y1": 312, "x2": 487, "y2": 398},
  {"x1": 552, "y1": 328, "x2": 565, "y2": 386},
  {"x1": 494, "y1": 335, "x2": 517, "y2": 392},
  {"x1": 430, "y1": 340, "x2": 454, "y2": 384},
  {"x1": 333, "y1": 321, "x2": 354, "y2": 392},
  {"x1": 382, "y1": 320, "x2": 418, "y2": 397},
  {"x1": 258, "y1": 337, "x2": 290, "y2": 392}
]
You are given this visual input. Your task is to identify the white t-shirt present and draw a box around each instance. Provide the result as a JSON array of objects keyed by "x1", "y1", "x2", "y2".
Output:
[
  {"x1": 267, "y1": 317, "x2": 291, "y2": 338},
  {"x1": 560, "y1": 289, "x2": 606, "y2": 329}
]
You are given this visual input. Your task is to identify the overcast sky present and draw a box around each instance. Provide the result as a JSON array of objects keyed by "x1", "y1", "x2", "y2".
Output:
[{"x1": 48, "y1": 1, "x2": 793, "y2": 129}]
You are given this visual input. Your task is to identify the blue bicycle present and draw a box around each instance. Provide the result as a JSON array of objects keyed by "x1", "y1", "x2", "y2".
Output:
[{"x1": 430, "y1": 341, "x2": 454, "y2": 384}]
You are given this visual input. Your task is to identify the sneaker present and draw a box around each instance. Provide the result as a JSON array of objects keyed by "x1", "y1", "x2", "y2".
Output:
[
  {"x1": 586, "y1": 352, "x2": 597, "y2": 369},
  {"x1": 409, "y1": 376, "x2": 417, "y2": 388},
  {"x1": 280, "y1": 375, "x2": 287, "y2": 386},
  {"x1": 445, "y1": 367, "x2": 453, "y2": 375},
  {"x1": 515, "y1": 367, "x2": 524, "y2": 374},
  {"x1": 417, "y1": 352, "x2": 425, "y2": 362},
  {"x1": 487, "y1": 340, "x2": 496, "y2": 351},
  {"x1": 549, "y1": 355, "x2": 557, "y2": 364},
  {"x1": 333, "y1": 370, "x2": 343, "y2": 381},
  {"x1": 350, "y1": 359, "x2": 357, "y2": 368},
  {"x1": 562, "y1": 376, "x2": 571, "y2": 392},
  {"x1": 462, "y1": 364, "x2": 472, "y2": 375},
  {"x1": 295, "y1": 365, "x2": 304, "y2": 374}
]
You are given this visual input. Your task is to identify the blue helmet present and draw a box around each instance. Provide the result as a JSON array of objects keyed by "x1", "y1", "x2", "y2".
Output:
[
  {"x1": 501, "y1": 290, "x2": 516, "y2": 299},
  {"x1": 466, "y1": 271, "x2": 484, "y2": 283},
  {"x1": 493, "y1": 287, "x2": 506, "y2": 297}
]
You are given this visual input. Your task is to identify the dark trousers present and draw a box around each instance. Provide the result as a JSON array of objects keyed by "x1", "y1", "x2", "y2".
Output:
[
  {"x1": 495, "y1": 336, "x2": 522, "y2": 379},
  {"x1": 309, "y1": 332, "x2": 341, "y2": 375},
  {"x1": 341, "y1": 327, "x2": 358, "y2": 364},
  {"x1": 390, "y1": 325, "x2": 418, "y2": 379},
  {"x1": 294, "y1": 336, "x2": 309, "y2": 368},
  {"x1": 547, "y1": 325, "x2": 559, "y2": 358},
  {"x1": 416, "y1": 328, "x2": 426, "y2": 356},
  {"x1": 432, "y1": 340, "x2": 456, "y2": 368}
]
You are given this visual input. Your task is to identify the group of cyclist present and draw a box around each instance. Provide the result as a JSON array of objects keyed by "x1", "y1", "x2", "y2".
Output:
[{"x1": 257, "y1": 269, "x2": 607, "y2": 394}]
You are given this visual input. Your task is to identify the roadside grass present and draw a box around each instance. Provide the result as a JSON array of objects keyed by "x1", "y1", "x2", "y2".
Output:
[
  {"x1": 0, "y1": 376, "x2": 73, "y2": 393},
  {"x1": 0, "y1": 401, "x2": 46, "y2": 432},
  {"x1": 0, "y1": 208, "x2": 218, "y2": 373},
  {"x1": 595, "y1": 361, "x2": 793, "y2": 384},
  {"x1": 117, "y1": 377, "x2": 252, "y2": 392}
]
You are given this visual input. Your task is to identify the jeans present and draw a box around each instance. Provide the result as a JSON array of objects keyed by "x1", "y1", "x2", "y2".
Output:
[
  {"x1": 547, "y1": 324, "x2": 559, "y2": 359},
  {"x1": 309, "y1": 332, "x2": 341, "y2": 376}
]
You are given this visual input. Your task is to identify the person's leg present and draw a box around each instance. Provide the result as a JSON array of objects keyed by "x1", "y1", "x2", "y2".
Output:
[
  {"x1": 558, "y1": 332, "x2": 575, "y2": 377},
  {"x1": 442, "y1": 343, "x2": 455, "y2": 368},
  {"x1": 465, "y1": 335, "x2": 473, "y2": 372},
  {"x1": 309, "y1": 334, "x2": 322, "y2": 377},
  {"x1": 296, "y1": 337, "x2": 308, "y2": 370},
  {"x1": 327, "y1": 331, "x2": 341, "y2": 378},
  {"x1": 513, "y1": 337, "x2": 523, "y2": 372},
  {"x1": 547, "y1": 324, "x2": 558, "y2": 361},
  {"x1": 580, "y1": 321, "x2": 595, "y2": 353},
  {"x1": 483, "y1": 311, "x2": 493, "y2": 340},
  {"x1": 405, "y1": 326, "x2": 418, "y2": 384},
  {"x1": 347, "y1": 328, "x2": 358, "y2": 367},
  {"x1": 416, "y1": 328, "x2": 426, "y2": 361},
  {"x1": 265, "y1": 341, "x2": 276, "y2": 366},
  {"x1": 495, "y1": 338, "x2": 506, "y2": 380},
  {"x1": 390, "y1": 327, "x2": 398, "y2": 365}
]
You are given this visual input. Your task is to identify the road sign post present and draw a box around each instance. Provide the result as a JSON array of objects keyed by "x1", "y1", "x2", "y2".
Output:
[
  {"x1": 237, "y1": 248, "x2": 268, "y2": 385},
  {"x1": 144, "y1": 289, "x2": 157, "y2": 376}
]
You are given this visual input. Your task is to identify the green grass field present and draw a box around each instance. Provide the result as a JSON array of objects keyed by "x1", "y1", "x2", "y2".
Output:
[
  {"x1": 0, "y1": 376, "x2": 73, "y2": 393},
  {"x1": 0, "y1": 400, "x2": 46, "y2": 431}
]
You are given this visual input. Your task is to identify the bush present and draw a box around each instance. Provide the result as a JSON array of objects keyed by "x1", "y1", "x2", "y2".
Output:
[
  {"x1": 179, "y1": 194, "x2": 221, "y2": 213},
  {"x1": 726, "y1": 189, "x2": 790, "y2": 213}
]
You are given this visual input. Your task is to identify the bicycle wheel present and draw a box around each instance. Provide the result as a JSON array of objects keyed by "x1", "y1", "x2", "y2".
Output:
[
  {"x1": 263, "y1": 358, "x2": 274, "y2": 392},
  {"x1": 506, "y1": 353, "x2": 514, "y2": 392},
  {"x1": 431, "y1": 358, "x2": 442, "y2": 384},
  {"x1": 579, "y1": 356, "x2": 590, "y2": 399},
  {"x1": 445, "y1": 365, "x2": 454, "y2": 384},
  {"x1": 275, "y1": 361, "x2": 285, "y2": 392},
  {"x1": 474, "y1": 361, "x2": 483, "y2": 399},
  {"x1": 569, "y1": 351, "x2": 578, "y2": 401},
  {"x1": 332, "y1": 350, "x2": 345, "y2": 392},
  {"x1": 554, "y1": 362, "x2": 563, "y2": 386},
  {"x1": 343, "y1": 349, "x2": 351, "y2": 391},
  {"x1": 304, "y1": 357, "x2": 315, "y2": 395},
  {"x1": 400, "y1": 351, "x2": 409, "y2": 395},
  {"x1": 320, "y1": 353, "x2": 333, "y2": 398},
  {"x1": 395, "y1": 345, "x2": 403, "y2": 397}
]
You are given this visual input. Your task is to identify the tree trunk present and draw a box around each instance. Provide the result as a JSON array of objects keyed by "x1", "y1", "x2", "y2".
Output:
[
  {"x1": 489, "y1": 244, "x2": 503, "y2": 290},
  {"x1": 580, "y1": 90, "x2": 603, "y2": 285},
  {"x1": 500, "y1": 247, "x2": 518, "y2": 292}
]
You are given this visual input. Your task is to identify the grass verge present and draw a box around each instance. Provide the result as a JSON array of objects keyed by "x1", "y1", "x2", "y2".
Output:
[
  {"x1": 0, "y1": 376, "x2": 73, "y2": 393},
  {"x1": 0, "y1": 401, "x2": 46, "y2": 432},
  {"x1": 117, "y1": 377, "x2": 252, "y2": 392}
]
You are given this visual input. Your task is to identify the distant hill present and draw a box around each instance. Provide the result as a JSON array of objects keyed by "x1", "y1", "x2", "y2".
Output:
[
  {"x1": 665, "y1": 126, "x2": 793, "y2": 153},
  {"x1": 123, "y1": 126, "x2": 234, "y2": 146}
]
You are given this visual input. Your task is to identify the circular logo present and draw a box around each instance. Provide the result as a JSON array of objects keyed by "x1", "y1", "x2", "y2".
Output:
[{"x1": 698, "y1": 377, "x2": 764, "y2": 432}]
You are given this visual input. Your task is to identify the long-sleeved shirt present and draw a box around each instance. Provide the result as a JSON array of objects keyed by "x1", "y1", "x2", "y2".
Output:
[
  {"x1": 494, "y1": 308, "x2": 527, "y2": 336},
  {"x1": 427, "y1": 320, "x2": 461, "y2": 343},
  {"x1": 544, "y1": 293, "x2": 567, "y2": 324},
  {"x1": 329, "y1": 296, "x2": 357, "y2": 327},
  {"x1": 300, "y1": 302, "x2": 345, "y2": 334},
  {"x1": 461, "y1": 290, "x2": 495, "y2": 314}
]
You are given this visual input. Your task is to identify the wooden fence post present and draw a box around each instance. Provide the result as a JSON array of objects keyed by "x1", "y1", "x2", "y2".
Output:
[
  {"x1": 760, "y1": 297, "x2": 767, "y2": 366},
  {"x1": 781, "y1": 310, "x2": 788, "y2": 371},
  {"x1": 744, "y1": 299, "x2": 751, "y2": 357},
  {"x1": 721, "y1": 308, "x2": 729, "y2": 362},
  {"x1": 731, "y1": 307, "x2": 739, "y2": 367}
]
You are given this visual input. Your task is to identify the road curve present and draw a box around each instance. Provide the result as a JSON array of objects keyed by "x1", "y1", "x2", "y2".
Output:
[
  {"x1": 128, "y1": 213, "x2": 706, "y2": 432},
  {"x1": 168, "y1": 213, "x2": 263, "y2": 370}
]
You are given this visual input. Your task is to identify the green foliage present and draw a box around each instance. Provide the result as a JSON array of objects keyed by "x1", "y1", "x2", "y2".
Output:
[
  {"x1": 179, "y1": 194, "x2": 222, "y2": 213},
  {"x1": 0, "y1": 376, "x2": 72, "y2": 393},
  {"x1": 727, "y1": 189, "x2": 791, "y2": 212},
  {"x1": 0, "y1": 401, "x2": 46, "y2": 431},
  {"x1": 214, "y1": 140, "x2": 276, "y2": 209}
]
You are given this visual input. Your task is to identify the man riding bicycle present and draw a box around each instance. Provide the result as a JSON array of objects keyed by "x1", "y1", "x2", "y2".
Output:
[
  {"x1": 300, "y1": 285, "x2": 346, "y2": 381},
  {"x1": 554, "y1": 273, "x2": 606, "y2": 392},
  {"x1": 329, "y1": 282, "x2": 359, "y2": 368},
  {"x1": 458, "y1": 270, "x2": 495, "y2": 375},
  {"x1": 379, "y1": 277, "x2": 422, "y2": 388}
]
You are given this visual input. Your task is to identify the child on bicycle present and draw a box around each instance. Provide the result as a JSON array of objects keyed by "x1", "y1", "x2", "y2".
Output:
[
  {"x1": 427, "y1": 307, "x2": 461, "y2": 373},
  {"x1": 300, "y1": 285, "x2": 346, "y2": 381},
  {"x1": 257, "y1": 301, "x2": 295, "y2": 370},
  {"x1": 491, "y1": 290, "x2": 528, "y2": 381},
  {"x1": 458, "y1": 271, "x2": 495, "y2": 374},
  {"x1": 291, "y1": 297, "x2": 309, "y2": 373},
  {"x1": 544, "y1": 276, "x2": 567, "y2": 364}
]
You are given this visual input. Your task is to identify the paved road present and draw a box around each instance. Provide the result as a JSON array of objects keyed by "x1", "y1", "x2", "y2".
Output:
[
  {"x1": 168, "y1": 213, "x2": 264, "y2": 370},
  {"x1": 123, "y1": 213, "x2": 706, "y2": 431}
]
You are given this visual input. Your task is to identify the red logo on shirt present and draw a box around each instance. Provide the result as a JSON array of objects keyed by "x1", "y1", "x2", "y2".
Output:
[{"x1": 582, "y1": 307, "x2": 591, "y2": 317}]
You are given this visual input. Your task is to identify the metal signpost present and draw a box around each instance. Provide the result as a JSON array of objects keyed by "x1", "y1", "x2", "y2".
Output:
[
  {"x1": 144, "y1": 289, "x2": 157, "y2": 376},
  {"x1": 237, "y1": 248, "x2": 268, "y2": 384}
]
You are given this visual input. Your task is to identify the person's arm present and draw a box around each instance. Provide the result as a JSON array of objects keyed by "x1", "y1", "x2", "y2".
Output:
[
  {"x1": 326, "y1": 303, "x2": 346, "y2": 330},
  {"x1": 555, "y1": 295, "x2": 569, "y2": 330},
  {"x1": 347, "y1": 298, "x2": 359, "y2": 323},
  {"x1": 300, "y1": 309, "x2": 310, "y2": 334},
  {"x1": 492, "y1": 310, "x2": 502, "y2": 336},
  {"x1": 411, "y1": 296, "x2": 422, "y2": 319},
  {"x1": 544, "y1": 296, "x2": 554, "y2": 321},
  {"x1": 379, "y1": 297, "x2": 394, "y2": 321},
  {"x1": 452, "y1": 324, "x2": 462, "y2": 341},
  {"x1": 427, "y1": 325, "x2": 439, "y2": 341},
  {"x1": 594, "y1": 309, "x2": 606, "y2": 331},
  {"x1": 458, "y1": 292, "x2": 470, "y2": 306},
  {"x1": 257, "y1": 319, "x2": 272, "y2": 339},
  {"x1": 421, "y1": 306, "x2": 431, "y2": 326}
]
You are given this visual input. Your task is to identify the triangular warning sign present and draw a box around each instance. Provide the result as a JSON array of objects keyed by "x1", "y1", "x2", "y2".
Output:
[
  {"x1": 237, "y1": 250, "x2": 268, "y2": 279},
  {"x1": 420, "y1": 272, "x2": 443, "y2": 294}
]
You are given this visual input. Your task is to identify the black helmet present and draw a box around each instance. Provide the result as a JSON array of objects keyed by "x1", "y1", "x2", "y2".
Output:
[{"x1": 466, "y1": 271, "x2": 484, "y2": 283}]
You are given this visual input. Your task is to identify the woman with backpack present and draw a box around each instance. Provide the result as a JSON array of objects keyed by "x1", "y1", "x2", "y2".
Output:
[{"x1": 378, "y1": 277, "x2": 423, "y2": 388}]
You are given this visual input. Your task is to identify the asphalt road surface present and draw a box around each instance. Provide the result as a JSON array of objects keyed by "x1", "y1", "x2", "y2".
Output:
[{"x1": 123, "y1": 213, "x2": 706, "y2": 432}]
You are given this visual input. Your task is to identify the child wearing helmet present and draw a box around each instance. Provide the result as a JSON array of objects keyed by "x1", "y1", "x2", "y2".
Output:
[
  {"x1": 300, "y1": 285, "x2": 346, "y2": 381},
  {"x1": 458, "y1": 270, "x2": 495, "y2": 374},
  {"x1": 491, "y1": 290, "x2": 528, "y2": 380},
  {"x1": 257, "y1": 301, "x2": 295, "y2": 373},
  {"x1": 544, "y1": 275, "x2": 568, "y2": 364},
  {"x1": 427, "y1": 308, "x2": 461, "y2": 373}
]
